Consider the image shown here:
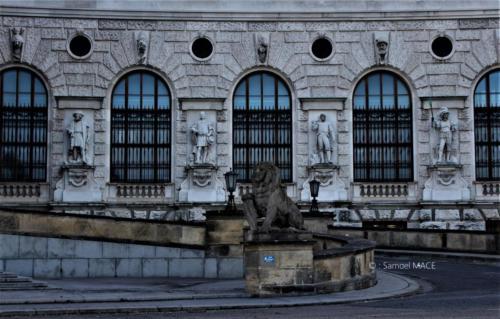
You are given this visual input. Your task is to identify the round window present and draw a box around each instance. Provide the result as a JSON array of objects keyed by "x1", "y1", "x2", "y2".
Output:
[
  {"x1": 311, "y1": 37, "x2": 333, "y2": 61},
  {"x1": 68, "y1": 34, "x2": 93, "y2": 59},
  {"x1": 191, "y1": 37, "x2": 214, "y2": 61},
  {"x1": 431, "y1": 36, "x2": 454, "y2": 59}
]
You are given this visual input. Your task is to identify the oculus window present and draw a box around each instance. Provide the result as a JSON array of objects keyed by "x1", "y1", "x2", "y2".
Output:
[
  {"x1": 353, "y1": 71, "x2": 413, "y2": 182},
  {"x1": 474, "y1": 69, "x2": 500, "y2": 180},
  {"x1": 233, "y1": 72, "x2": 292, "y2": 182},
  {"x1": 0, "y1": 68, "x2": 48, "y2": 182},
  {"x1": 111, "y1": 71, "x2": 172, "y2": 183}
]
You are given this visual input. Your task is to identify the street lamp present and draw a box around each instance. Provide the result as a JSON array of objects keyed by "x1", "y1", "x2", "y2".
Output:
[
  {"x1": 224, "y1": 169, "x2": 238, "y2": 213},
  {"x1": 309, "y1": 178, "x2": 320, "y2": 213}
]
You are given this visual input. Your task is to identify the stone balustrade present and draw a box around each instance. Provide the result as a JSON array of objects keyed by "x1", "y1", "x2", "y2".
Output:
[
  {"x1": 352, "y1": 182, "x2": 418, "y2": 202},
  {"x1": 474, "y1": 181, "x2": 500, "y2": 201},
  {"x1": 0, "y1": 183, "x2": 49, "y2": 203},
  {"x1": 107, "y1": 183, "x2": 174, "y2": 203}
]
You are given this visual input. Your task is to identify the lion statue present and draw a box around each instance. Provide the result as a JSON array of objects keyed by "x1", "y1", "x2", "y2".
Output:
[{"x1": 242, "y1": 162, "x2": 304, "y2": 232}]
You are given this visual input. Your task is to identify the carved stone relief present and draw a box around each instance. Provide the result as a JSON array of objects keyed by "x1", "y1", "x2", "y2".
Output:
[
  {"x1": 373, "y1": 31, "x2": 389, "y2": 65},
  {"x1": 431, "y1": 106, "x2": 458, "y2": 164},
  {"x1": 179, "y1": 164, "x2": 225, "y2": 203},
  {"x1": 10, "y1": 28, "x2": 24, "y2": 62},
  {"x1": 187, "y1": 111, "x2": 216, "y2": 165},
  {"x1": 423, "y1": 164, "x2": 470, "y2": 201},
  {"x1": 135, "y1": 31, "x2": 149, "y2": 64},
  {"x1": 255, "y1": 33, "x2": 269, "y2": 64},
  {"x1": 308, "y1": 111, "x2": 337, "y2": 166},
  {"x1": 67, "y1": 112, "x2": 92, "y2": 165}
]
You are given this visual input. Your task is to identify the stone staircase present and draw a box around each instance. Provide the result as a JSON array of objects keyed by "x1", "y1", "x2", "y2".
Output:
[{"x1": 0, "y1": 272, "x2": 49, "y2": 290}]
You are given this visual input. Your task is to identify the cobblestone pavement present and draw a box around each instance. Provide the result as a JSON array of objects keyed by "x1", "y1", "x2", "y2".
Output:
[{"x1": 4, "y1": 255, "x2": 500, "y2": 319}]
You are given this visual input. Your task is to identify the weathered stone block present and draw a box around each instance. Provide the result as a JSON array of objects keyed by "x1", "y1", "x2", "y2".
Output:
[
  {"x1": 5, "y1": 259, "x2": 33, "y2": 277},
  {"x1": 74, "y1": 241, "x2": 103, "y2": 258},
  {"x1": 116, "y1": 258, "x2": 142, "y2": 277},
  {"x1": 142, "y1": 258, "x2": 168, "y2": 277},
  {"x1": 435, "y1": 209, "x2": 460, "y2": 221},
  {"x1": 393, "y1": 210, "x2": 411, "y2": 220},
  {"x1": 155, "y1": 246, "x2": 181, "y2": 258},
  {"x1": 180, "y1": 249, "x2": 205, "y2": 258},
  {"x1": 218, "y1": 258, "x2": 243, "y2": 278},
  {"x1": 169, "y1": 259, "x2": 204, "y2": 277},
  {"x1": 482, "y1": 209, "x2": 499, "y2": 219},
  {"x1": 463, "y1": 209, "x2": 483, "y2": 221},
  {"x1": 34, "y1": 259, "x2": 61, "y2": 278},
  {"x1": 128, "y1": 244, "x2": 156, "y2": 258},
  {"x1": 19, "y1": 236, "x2": 47, "y2": 258},
  {"x1": 103, "y1": 242, "x2": 129, "y2": 258},
  {"x1": 89, "y1": 259, "x2": 116, "y2": 277},
  {"x1": 0, "y1": 234, "x2": 19, "y2": 258},
  {"x1": 61, "y1": 259, "x2": 89, "y2": 278}
]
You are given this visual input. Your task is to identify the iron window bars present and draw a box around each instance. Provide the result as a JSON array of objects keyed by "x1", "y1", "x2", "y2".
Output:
[
  {"x1": 474, "y1": 69, "x2": 500, "y2": 180},
  {"x1": 0, "y1": 68, "x2": 47, "y2": 182},
  {"x1": 111, "y1": 71, "x2": 172, "y2": 183},
  {"x1": 353, "y1": 71, "x2": 413, "y2": 182},
  {"x1": 233, "y1": 72, "x2": 293, "y2": 182}
]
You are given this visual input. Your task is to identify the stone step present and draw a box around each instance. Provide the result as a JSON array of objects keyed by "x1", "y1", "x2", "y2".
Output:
[
  {"x1": 0, "y1": 272, "x2": 18, "y2": 278},
  {"x1": 0, "y1": 272, "x2": 49, "y2": 290},
  {"x1": 0, "y1": 277, "x2": 32, "y2": 283},
  {"x1": 0, "y1": 282, "x2": 48, "y2": 290}
]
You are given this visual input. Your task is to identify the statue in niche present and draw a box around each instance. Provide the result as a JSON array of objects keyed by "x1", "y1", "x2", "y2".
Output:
[
  {"x1": 432, "y1": 107, "x2": 457, "y2": 164},
  {"x1": 242, "y1": 162, "x2": 304, "y2": 232},
  {"x1": 67, "y1": 112, "x2": 90, "y2": 165},
  {"x1": 256, "y1": 34, "x2": 268, "y2": 63},
  {"x1": 135, "y1": 31, "x2": 148, "y2": 64},
  {"x1": 311, "y1": 113, "x2": 335, "y2": 164},
  {"x1": 10, "y1": 28, "x2": 24, "y2": 61},
  {"x1": 191, "y1": 111, "x2": 215, "y2": 164},
  {"x1": 374, "y1": 32, "x2": 389, "y2": 65}
]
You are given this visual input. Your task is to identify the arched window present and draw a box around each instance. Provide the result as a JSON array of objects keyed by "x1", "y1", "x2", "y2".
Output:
[
  {"x1": 353, "y1": 71, "x2": 413, "y2": 182},
  {"x1": 111, "y1": 71, "x2": 171, "y2": 183},
  {"x1": 233, "y1": 72, "x2": 292, "y2": 182},
  {"x1": 474, "y1": 69, "x2": 500, "y2": 180},
  {"x1": 0, "y1": 68, "x2": 48, "y2": 182}
]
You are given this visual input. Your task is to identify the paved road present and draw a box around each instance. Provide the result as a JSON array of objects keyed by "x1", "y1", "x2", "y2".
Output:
[{"x1": 6, "y1": 255, "x2": 500, "y2": 319}]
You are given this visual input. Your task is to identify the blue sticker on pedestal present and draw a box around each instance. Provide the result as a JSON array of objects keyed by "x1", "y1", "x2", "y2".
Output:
[{"x1": 263, "y1": 255, "x2": 275, "y2": 263}]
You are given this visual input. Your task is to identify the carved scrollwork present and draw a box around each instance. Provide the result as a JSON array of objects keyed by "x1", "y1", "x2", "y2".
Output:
[
  {"x1": 68, "y1": 170, "x2": 88, "y2": 187},
  {"x1": 192, "y1": 170, "x2": 212, "y2": 187}
]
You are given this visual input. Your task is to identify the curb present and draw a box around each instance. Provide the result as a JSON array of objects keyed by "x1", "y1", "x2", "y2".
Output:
[
  {"x1": 0, "y1": 271, "x2": 419, "y2": 317},
  {"x1": 375, "y1": 249, "x2": 500, "y2": 264}
]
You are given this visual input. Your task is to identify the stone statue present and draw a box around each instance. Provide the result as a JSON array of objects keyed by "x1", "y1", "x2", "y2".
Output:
[
  {"x1": 135, "y1": 31, "x2": 148, "y2": 64},
  {"x1": 432, "y1": 107, "x2": 457, "y2": 163},
  {"x1": 374, "y1": 32, "x2": 389, "y2": 65},
  {"x1": 242, "y1": 162, "x2": 304, "y2": 232},
  {"x1": 311, "y1": 114, "x2": 335, "y2": 164},
  {"x1": 67, "y1": 112, "x2": 90, "y2": 164},
  {"x1": 256, "y1": 34, "x2": 268, "y2": 63},
  {"x1": 191, "y1": 111, "x2": 215, "y2": 164},
  {"x1": 10, "y1": 28, "x2": 24, "y2": 61}
]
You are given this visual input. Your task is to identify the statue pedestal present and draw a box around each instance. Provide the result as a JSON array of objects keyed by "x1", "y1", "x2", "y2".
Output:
[
  {"x1": 423, "y1": 163, "x2": 470, "y2": 201},
  {"x1": 301, "y1": 164, "x2": 347, "y2": 202},
  {"x1": 54, "y1": 164, "x2": 101, "y2": 202},
  {"x1": 179, "y1": 164, "x2": 225, "y2": 203},
  {"x1": 243, "y1": 230, "x2": 315, "y2": 296}
]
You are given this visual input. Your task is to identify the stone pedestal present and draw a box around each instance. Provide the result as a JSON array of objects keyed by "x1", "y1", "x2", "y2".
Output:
[
  {"x1": 179, "y1": 164, "x2": 225, "y2": 202},
  {"x1": 423, "y1": 164, "x2": 470, "y2": 201},
  {"x1": 243, "y1": 230, "x2": 315, "y2": 296},
  {"x1": 301, "y1": 164, "x2": 347, "y2": 202},
  {"x1": 54, "y1": 164, "x2": 101, "y2": 202}
]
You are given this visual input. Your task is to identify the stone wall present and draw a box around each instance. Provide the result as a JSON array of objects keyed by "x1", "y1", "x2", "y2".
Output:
[
  {"x1": 0, "y1": 6, "x2": 498, "y2": 221},
  {"x1": 0, "y1": 233, "x2": 243, "y2": 278}
]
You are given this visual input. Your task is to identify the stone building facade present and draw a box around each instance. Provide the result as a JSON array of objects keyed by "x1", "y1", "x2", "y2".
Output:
[{"x1": 0, "y1": 0, "x2": 499, "y2": 232}]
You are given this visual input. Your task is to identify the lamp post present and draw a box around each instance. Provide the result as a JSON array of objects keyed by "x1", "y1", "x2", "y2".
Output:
[
  {"x1": 309, "y1": 178, "x2": 320, "y2": 213},
  {"x1": 224, "y1": 169, "x2": 238, "y2": 213}
]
